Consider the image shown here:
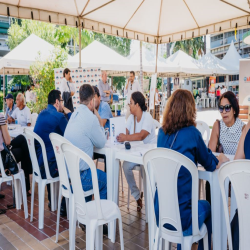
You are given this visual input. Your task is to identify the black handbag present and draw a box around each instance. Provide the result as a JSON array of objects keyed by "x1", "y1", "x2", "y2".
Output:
[{"x1": 2, "y1": 143, "x2": 18, "y2": 175}]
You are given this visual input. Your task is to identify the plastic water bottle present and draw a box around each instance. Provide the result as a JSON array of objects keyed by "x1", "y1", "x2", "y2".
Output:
[{"x1": 15, "y1": 119, "x2": 18, "y2": 125}]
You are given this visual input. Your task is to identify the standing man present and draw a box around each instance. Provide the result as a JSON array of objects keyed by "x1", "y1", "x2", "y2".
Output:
[
  {"x1": 30, "y1": 84, "x2": 36, "y2": 103},
  {"x1": 98, "y1": 71, "x2": 112, "y2": 103},
  {"x1": 4, "y1": 94, "x2": 16, "y2": 123},
  {"x1": 124, "y1": 71, "x2": 142, "y2": 119},
  {"x1": 25, "y1": 86, "x2": 31, "y2": 103},
  {"x1": 60, "y1": 68, "x2": 75, "y2": 112}
]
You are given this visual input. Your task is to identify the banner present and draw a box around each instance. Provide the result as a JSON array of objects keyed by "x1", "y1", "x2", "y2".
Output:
[
  {"x1": 54, "y1": 67, "x2": 101, "y2": 110},
  {"x1": 149, "y1": 74, "x2": 157, "y2": 110},
  {"x1": 239, "y1": 59, "x2": 250, "y2": 106},
  {"x1": 208, "y1": 76, "x2": 216, "y2": 98}
]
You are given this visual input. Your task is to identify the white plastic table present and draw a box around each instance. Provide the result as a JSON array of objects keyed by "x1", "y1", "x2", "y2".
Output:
[{"x1": 8, "y1": 126, "x2": 34, "y2": 138}]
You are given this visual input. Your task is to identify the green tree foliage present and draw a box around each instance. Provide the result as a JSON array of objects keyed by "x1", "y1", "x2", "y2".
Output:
[
  {"x1": 173, "y1": 37, "x2": 204, "y2": 59},
  {"x1": 29, "y1": 47, "x2": 68, "y2": 113},
  {"x1": 7, "y1": 19, "x2": 93, "y2": 53},
  {"x1": 8, "y1": 75, "x2": 31, "y2": 91},
  {"x1": 111, "y1": 76, "x2": 126, "y2": 90},
  {"x1": 94, "y1": 33, "x2": 131, "y2": 57}
]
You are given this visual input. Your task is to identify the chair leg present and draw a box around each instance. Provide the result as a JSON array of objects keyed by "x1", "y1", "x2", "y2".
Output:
[
  {"x1": 203, "y1": 232, "x2": 209, "y2": 250},
  {"x1": 86, "y1": 222, "x2": 97, "y2": 250},
  {"x1": 127, "y1": 189, "x2": 130, "y2": 210},
  {"x1": 50, "y1": 182, "x2": 57, "y2": 212},
  {"x1": 38, "y1": 181, "x2": 46, "y2": 229},
  {"x1": 30, "y1": 177, "x2": 36, "y2": 222},
  {"x1": 69, "y1": 197, "x2": 76, "y2": 250},
  {"x1": 19, "y1": 174, "x2": 28, "y2": 219},
  {"x1": 14, "y1": 179, "x2": 22, "y2": 209},
  {"x1": 55, "y1": 187, "x2": 62, "y2": 243},
  {"x1": 95, "y1": 225, "x2": 103, "y2": 250},
  {"x1": 66, "y1": 197, "x2": 69, "y2": 220},
  {"x1": 153, "y1": 227, "x2": 160, "y2": 250},
  {"x1": 118, "y1": 216, "x2": 124, "y2": 250}
]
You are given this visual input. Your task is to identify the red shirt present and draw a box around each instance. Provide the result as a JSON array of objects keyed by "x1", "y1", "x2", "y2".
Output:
[{"x1": 216, "y1": 89, "x2": 221, "y2": 97}]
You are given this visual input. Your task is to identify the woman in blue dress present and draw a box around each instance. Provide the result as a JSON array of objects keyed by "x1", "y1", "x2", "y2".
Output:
[
  {"x1": 155, "y1": 89, "x2": 229, "y2": 250},
  {"x1": 231, "y1": 121, "x2": 250, "y2": 250}
]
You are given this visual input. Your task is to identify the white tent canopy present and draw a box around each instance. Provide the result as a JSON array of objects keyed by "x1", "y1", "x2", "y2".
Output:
[
  {"x1": 68, "y1": 40, "x2": 132, "y2": 72},
  {"x1": 0, "y1": 34, "x2": 56, "y2": 75},
  {"x1": 127, "y1": 46, "x2": 167, "y2": 73},
  {"x1": 161, "y1": 50, "x2": 212, "y2": 77},
  {"x1": 0, "y1": 0, "x2": 250, "y2": 44},
  {"x1": 198, "y1": 52, "x2": 239, "y2": 75},
  {"x1": 222, "y1": 40, "x2": 242, "y2": 71}
]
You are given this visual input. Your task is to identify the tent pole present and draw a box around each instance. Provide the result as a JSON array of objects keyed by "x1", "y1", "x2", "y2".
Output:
[
  {"x1": 3, "y1": 67, "x2": 5, "y2": 112},
  {"x1": 153, "y1": 43, "x2": 159, "y2": 120},
  {"x1": 78, "y1": 18, "x2": 81, "y2": 68}
]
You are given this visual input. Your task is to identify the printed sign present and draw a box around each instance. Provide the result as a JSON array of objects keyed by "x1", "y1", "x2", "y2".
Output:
[
  {"x1": 239, "y1": 59, "x2": 250, "y2": 105},
  {"x1": 54, "y1": 67, "x2": 101, "y2": 110}
]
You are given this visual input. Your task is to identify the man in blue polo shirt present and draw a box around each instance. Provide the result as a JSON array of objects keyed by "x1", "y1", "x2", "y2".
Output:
[
  {"x1": 34, "y1": 89, "x2": 71, "y2": 216},
  {"x1": 93, "y1": 86, "x2": 113, "y2": 130}
]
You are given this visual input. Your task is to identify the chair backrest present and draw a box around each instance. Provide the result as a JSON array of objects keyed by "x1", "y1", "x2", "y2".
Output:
[
  {"x1": 153, "y1": 119, "x2": 161, "y2": 129},
  {"x1": 61, "y1": 142, "x2": 104, "y2": 220},
  {"x1": 24, "y1": 128, "x2": 52, "y2": 180},
  {"x1": 143, "y1": 148, "x2": 200, "y2": 242},
  {"x1": 31, "y1": 113, "x2": 38, "y2": 127},
  {"x1": 49, "y1": 133, "x2": 71, "y2": 192},
  {"x1": 196, "y1": 120, "x2": 210, "y2": 146},
  {"x1": 218, "y1": 160, "x2": 250, "y2": 250}
]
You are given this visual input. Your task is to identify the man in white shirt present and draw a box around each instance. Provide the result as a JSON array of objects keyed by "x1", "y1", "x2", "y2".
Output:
[
  {"x1": 8, "y1": 93, "x2": 31, "y2": 126},
  {"x1": 124, "y1": 71, "x2": 142, "y2": 119},
  {"x1": 30, "y1": 84, "x2": 36, "y2": 103},
  {"x1": 25, "y1": 86, "x2": 31, "y2": 103},
  {"x1": 60, "y1": 68, "x2": 75, "y2": 112},
  {"x1": 220, "y1": 85, "x2": 227, "y2": 95}
]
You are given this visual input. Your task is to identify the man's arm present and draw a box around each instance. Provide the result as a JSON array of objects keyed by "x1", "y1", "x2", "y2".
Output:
[
  {"x1": 90, "y1": 115, "x2": 107, "y2": 148},
  {"x1": 124, "y1": 80, "x2": 129, "y2": 95}
]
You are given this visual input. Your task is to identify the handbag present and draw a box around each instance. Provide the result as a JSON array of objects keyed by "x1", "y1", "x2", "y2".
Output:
[
  {"x1": 2, "y1": 143, "x2": 19, "y2": 175},
  {"x1": 216, "y1": 120, "x2": 223, "y2": 153}
]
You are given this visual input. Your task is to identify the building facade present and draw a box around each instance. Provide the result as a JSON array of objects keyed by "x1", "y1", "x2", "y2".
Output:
[
  {"x1": 0, "y1": 15, "x2": 10, "y2": 59},
  {"x1": 210, "y1": 28, "x2": 250, "y2": 59}
]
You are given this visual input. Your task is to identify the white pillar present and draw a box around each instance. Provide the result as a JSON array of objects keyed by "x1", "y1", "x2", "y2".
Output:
[{"x1": 78, "y1": 18, "x2": 81, "y2": 68}]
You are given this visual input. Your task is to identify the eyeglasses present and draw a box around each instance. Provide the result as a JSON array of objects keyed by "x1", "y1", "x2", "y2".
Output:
[{"x1": 218, "y1": 104, "x2": 232, "y2": 113}]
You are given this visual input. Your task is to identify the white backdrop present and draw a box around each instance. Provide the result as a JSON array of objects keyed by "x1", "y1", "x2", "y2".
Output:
[{"x1": 54, "y1": 67, "x2": 101, "y2": 110}]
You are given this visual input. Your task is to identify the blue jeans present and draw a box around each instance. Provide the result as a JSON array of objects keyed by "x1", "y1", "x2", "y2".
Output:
[
  {"x1": 80, "y1": 168, "x2": 107, "y2": 202},
  {"x1": 154, "y1": 190, "x2": 211, "y2": 250}
]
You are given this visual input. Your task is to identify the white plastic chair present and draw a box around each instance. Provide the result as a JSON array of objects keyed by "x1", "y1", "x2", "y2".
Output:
[
  {"x1": 143, "y1": 148, "x2": 208, "y2": 250},
  {"x1": 24, "y1": 128, "x2": 59, "y2": 229},
  {"x1": 50, "y1": 133, "x2": 93, "y2": 249},
  {"x1": 218, "y1": 160, "x2": 250, "y2": 250},
  {"x1": 196, "y1": 121, "x2": 210, "y2": 147},
  {"x1": 0, "y1": 155, "x2": 28, "y2": 218},
  {"x1": 61, "y1": 142, "x2": 124, "y2": 250},
  {"x1": 31, "y1": 113, "x2": 38, "y2": 127}
]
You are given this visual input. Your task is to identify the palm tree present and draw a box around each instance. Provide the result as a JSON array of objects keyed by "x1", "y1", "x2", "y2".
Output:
[{"x1": 172, "y1": 37, "x2": 204, "y2": 59}]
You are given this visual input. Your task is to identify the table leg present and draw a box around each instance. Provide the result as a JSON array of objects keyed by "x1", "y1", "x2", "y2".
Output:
[{"x1": 211, "y1": 171, "x2": 227, "y2": 250}]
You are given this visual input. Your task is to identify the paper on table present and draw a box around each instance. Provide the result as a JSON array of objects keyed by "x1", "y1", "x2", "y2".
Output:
[{"x1": 109, "y1": 117, "x2": 126, "y2": 145}]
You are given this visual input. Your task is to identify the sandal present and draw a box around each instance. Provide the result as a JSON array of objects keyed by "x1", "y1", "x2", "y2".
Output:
[
  {"x1": 136, "y1": 192, "x2": 144, "y2": 212},
  {"x1": 0, "y1": 209, "x2": 6, "y2": 215}
]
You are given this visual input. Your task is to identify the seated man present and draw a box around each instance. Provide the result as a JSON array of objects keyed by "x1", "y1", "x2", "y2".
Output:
[
  {"x1": 34, "y1": 90, "x2": 72, "y2": 216},
  {"x1": 8, "y1": 93, "x2": 31, "y2": 126},
  {"x1": 93, "y1": 86, "x2": 113, "y2": 130},
  {"x1": 92, "y1": 86, "x2": 113, "y2": 172},
  {"x1": 4, "y1": 94, "x2": 16, "y2": 123},
  {"x1": 64, "y1": 84, "x2": 107, "y2": 202}
]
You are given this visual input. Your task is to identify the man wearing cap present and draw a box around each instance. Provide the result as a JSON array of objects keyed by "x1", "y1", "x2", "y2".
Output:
[{"x1": 4, "y1": 94, "x2": 16, "y2": 123}]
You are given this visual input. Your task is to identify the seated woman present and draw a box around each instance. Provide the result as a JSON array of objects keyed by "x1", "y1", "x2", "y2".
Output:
[
  {"x1": 117, "y1": 91, "x2": 156, "y2": 212},
  {"x1": 0, "y1": 113, "x2": 32, "y2": 196},
  {"x1": 155, "y1": 89, "x2": 228, "y2": 250},
  {"x1": 230, "y1": 121, "x2": 250, "y2": 250},
  {"x1": 208, "y1": 91, "x2": 245, "y2": 202}
]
